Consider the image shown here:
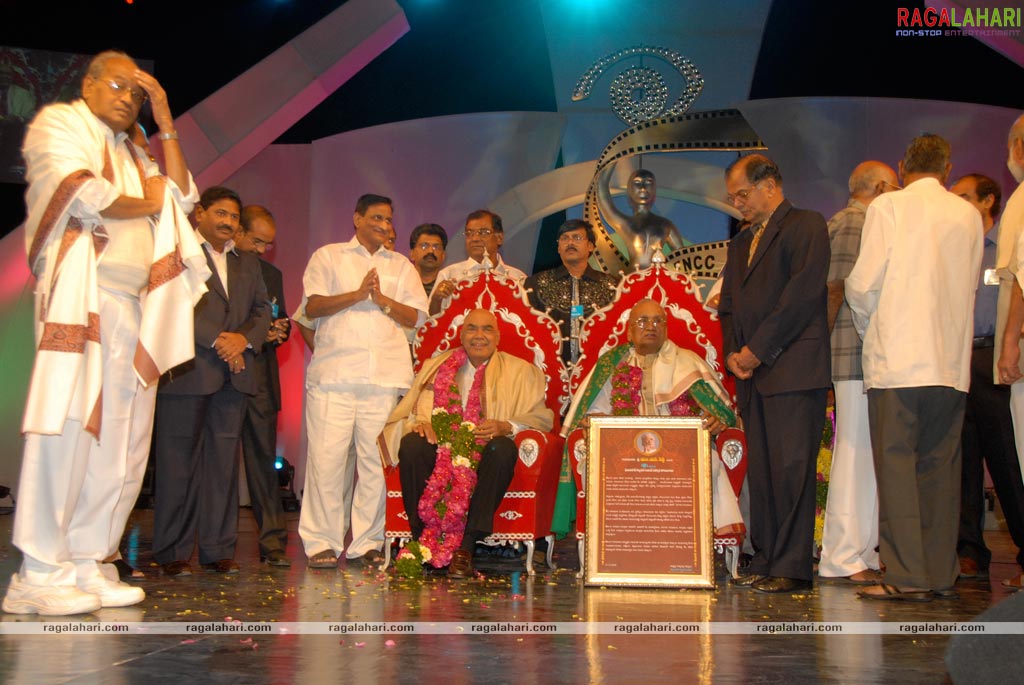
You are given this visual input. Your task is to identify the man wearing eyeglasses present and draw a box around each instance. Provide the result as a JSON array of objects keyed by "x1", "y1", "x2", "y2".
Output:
[
  {"x1": 718, "y1": 154, "x2": 831, "y2": 594},
  {"x1": 429, "y1": 209, "x2": 527, "y2": 315},
  {"x1": 817, "y1": 161, "x2": 897, "y2": 586},
  {"x1": 557, "y1": 299, "x2": 745, "y2": 539},
  {"x1": 408, "y1": 223, "x2": 449, "y2": 298},
  {"x1": 5, "y1": 51, "x2": 202, "y2": 615},
  {"x1": 524, "y1": 219, "x2": 618, "y2": 364},
  {"x1": 232, "y1": 205, "x2": 291, "y2": 568}
]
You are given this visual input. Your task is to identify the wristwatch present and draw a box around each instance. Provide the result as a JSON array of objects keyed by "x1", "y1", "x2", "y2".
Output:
[{"x1": 381, "y1": 303, "x2": 392, "y2": 317}]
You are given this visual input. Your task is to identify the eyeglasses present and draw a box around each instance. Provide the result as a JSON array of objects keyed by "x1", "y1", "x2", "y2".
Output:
[
  {"x1": 881, "y1": 180, "x2": 902, "y2": 191},
  {"x1": 632, "y1": 316, "x2": 666, "y2": 330},
  {"x1": 726, "y1": 183, "x2": 761, "y2": 205},
  {"x1": 558, "y1": 233, "x2": 589, "y2": 243},
  {"x1": 367, "y1": 213, "x2": 393, "y2": 225},
  {"x1": 465, "y1": 228, "x2": 494, "y2": 237},
  {"x1": 415, "y1": 242, "x2": 443, "y2": 251},
  {"x1": 96, "y1": 78, "x2": 148, "y2": 106},
  {"x1": 249, "y1": 236, "x2": 274, "y2": 252}
]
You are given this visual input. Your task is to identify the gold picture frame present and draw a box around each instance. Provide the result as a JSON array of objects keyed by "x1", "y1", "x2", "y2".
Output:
[{"x1": 584, "y1": 415, "x2": 714, "y2": 588}]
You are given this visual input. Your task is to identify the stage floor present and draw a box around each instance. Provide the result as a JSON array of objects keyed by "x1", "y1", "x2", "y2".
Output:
[{"x1": 0, "y1": 509, "x2": 1019, "y2": 684}]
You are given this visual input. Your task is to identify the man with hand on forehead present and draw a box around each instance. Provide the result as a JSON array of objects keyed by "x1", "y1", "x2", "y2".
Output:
[{"x1": 5, "y1": 50, "x2": 201, "y2": 615}]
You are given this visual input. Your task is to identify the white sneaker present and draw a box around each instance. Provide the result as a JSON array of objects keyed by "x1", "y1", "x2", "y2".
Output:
[
  {"x1": 2, "y1": 575, "x2": 102, "y2": 616},
  {"x1": 78, "y1": 576, "x2": 145, "y2": 608}
]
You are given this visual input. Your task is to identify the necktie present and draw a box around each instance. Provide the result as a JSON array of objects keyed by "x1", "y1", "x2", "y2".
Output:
[{"x1": 747, "y1": 223, "x2": 765, "y2": 266}]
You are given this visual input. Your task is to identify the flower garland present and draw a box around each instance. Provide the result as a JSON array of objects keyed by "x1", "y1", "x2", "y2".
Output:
[
  {"x1": 609, "y1": 361, "x2": 643, "y2": 415},
  {"x1": 417, "y1": 348, "x2": 488, "y2": 568},
  {"x1": 609, "y1": 357, "x2": 702, "y2": 417}
]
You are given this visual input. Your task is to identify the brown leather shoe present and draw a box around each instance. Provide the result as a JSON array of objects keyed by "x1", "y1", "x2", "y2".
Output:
[
  {"x1": 201, "y1": 559, "x2": 239, "y2": 574},
  {"x1": 448, "y1": 550, "x2": 474, "y2": 579},
  {"x1": 958, "y1": 556, "x2": 988, "y2": 579},
  {"x1": 162, "y1": 561, "x2": 193, "y2": 577},
  {"x1": 730, "y1": 573, "x2": 767, "y2": 587}
]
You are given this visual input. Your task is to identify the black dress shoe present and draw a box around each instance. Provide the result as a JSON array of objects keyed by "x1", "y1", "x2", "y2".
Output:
[
  {"x1": 162, "y1": 560, "x2": 193, "y2": 577},
  {"x1": 201, "y1": 559, "x2": 240, "y2": 574},
  {"x1": 730, "y1": 573, "x2": 767, "y2": 587},
  {"x1": 753, "y1": 576, "x2": 812, "y2": 593},
  {"x1": 448, "y1": 550, "x2": 474, "y2": 579},
  {"x1": 260, "y1": 550, "x2": 291, "y2": 568}
]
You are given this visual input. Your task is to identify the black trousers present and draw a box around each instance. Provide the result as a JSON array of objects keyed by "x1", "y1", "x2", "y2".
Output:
[
  {"x1": 742, "y1": 387, "x2": 828, "y2": 581},
  {"x1": 240, "y1": 385, "x2": 288, "y2": 557},
  {"x1": 152, "y1": 385, "x2": 245, "y2": 565},
  {"x1": 958, "y1": 345, "x2": 1024, "y2": 570},
  {"x1": 398, "y1": 433, "x2": 517, "y2": 544}
]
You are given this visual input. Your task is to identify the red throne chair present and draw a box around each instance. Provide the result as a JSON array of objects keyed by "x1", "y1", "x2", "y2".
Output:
[
  {"x1": 564, "y1": 264, "x2": 749, "y2": 578},
  {"x1": 382, "y1": 271, "x2": 569, "y2": 575}
]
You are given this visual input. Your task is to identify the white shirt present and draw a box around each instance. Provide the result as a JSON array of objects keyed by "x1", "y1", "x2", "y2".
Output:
[
  {"x1": 196, "y1": 232, "x2": 235, "y2": 297},
  {"x1": 436, "y1": 254, "x2": 527, "y2": 286},
  {"x1": 22, "y1": 99, "x2": 198, "y2": 294},
  {"x1": 846, "y1": 177, "x2": 983, "y2": 392},
  {"x1": 995, "y1": 182, "x2": 1024, "y2": 379},
  {"x1": 303, "y1": 236, "x2": 429, "y2": 389}
]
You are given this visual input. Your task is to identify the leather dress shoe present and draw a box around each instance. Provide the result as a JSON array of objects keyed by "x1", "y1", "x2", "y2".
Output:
[
  {"x1": 730, "y1": 573, "x2": 767, "y2": 587},
  {"x1": 753, "y1": 576, "x2": 812, "y2": 594},
  {"x1": 201, "y1": 559, "x2": 239, "y2": 574},
  {"x1": 261, "y1": 550, "x2": 291, "y2": 568},
  {"x1": 958, "y1": 556, "x2": 988, "y2": 579},
  {"x1": 162, "y1": 561, "x2": 193, "y2": 578},
  {"x1": 448, "y1": 550, "x2": 474, "y2": 579}
]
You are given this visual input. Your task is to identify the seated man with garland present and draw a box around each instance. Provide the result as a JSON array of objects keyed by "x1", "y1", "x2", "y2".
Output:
[
  {"x1": 381, "y1": 309, "x2": 554, "y2": 578},
  {"x1": 561, "y1": 299, "x2": 746, "y2": 541}
]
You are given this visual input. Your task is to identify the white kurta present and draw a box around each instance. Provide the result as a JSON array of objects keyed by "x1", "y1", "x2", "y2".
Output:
[
  {"x1": 298, "y1": 237, "x2": 429, "y2": 559},
  {"x1": 12, "y1": 99, "x2": 199, "y2": 589}
]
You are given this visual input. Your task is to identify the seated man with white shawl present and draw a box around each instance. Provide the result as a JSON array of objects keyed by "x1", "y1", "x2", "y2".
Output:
[
  {"x1": 4, "y1": 51, "x2": 205, "y2": 616},
  {"x1": 381, "y1": 309, "x2": 553, "y2": 579},
  {"x1": 559, "y1": 299, "x2": 746, "y2": 540}
]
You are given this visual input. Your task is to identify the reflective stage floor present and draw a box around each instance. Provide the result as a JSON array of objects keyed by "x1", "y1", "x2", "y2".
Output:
[{"x1": 0, "y1": 509, "x2": 1019, "y2": 684}]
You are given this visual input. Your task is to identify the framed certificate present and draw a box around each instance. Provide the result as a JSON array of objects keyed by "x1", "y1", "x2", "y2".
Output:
[{"x1": 583, "y1": 416, "x2": 714, "y2": 588}]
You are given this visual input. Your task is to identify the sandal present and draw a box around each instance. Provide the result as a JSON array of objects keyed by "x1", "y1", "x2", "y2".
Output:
[
  {"x1": 308, "y1": 550, "x2": 339, "y2": 568},
  {"x1": 857, "y1": 582, "x2": 933, "y2": 603},
  {"x1": 1002, "y1": 574, "x2": 1024, "y2": 592}
]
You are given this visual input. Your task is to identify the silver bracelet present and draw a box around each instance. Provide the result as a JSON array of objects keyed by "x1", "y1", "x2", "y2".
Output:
[{"x1": 158, "y1": 131, "x2": 178, "y2": 141}]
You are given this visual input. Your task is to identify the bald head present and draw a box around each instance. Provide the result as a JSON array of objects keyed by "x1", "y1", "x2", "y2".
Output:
[
  {"x1": 628, "y1": 299, "x2": 668, "y2": 355},
  {"x1": 461, "y1": 308, "x2": 500, "y2": 366},
  {"x1": 1008, "y1": 114, "x2": 1024, "y2": 184},
  {"x1": 848, "y1": 161, "x2": 899, "y2": 204}
]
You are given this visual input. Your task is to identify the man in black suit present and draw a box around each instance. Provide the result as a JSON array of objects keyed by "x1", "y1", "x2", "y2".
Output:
[
  {"x1": 152, "y1": 187, "x2": 272, "y2": 576},
  {"x1": 234, "y1": 205, "x2": 291, "y2": 567},
  {"x1": 718, "y1": 154, "x2": 831, "y2": 593}
]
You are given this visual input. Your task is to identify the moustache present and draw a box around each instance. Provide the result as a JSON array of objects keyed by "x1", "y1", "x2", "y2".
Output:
[{"x1": 422, "y1": 254, "x2": 438, "y2": 262}]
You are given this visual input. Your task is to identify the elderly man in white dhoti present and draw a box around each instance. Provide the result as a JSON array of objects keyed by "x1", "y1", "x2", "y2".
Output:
[{"x1": 4, "y1": 50, "x2": 207, "y2": 615}]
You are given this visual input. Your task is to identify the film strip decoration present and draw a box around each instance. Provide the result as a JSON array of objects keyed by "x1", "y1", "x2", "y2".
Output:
[{"x1": 583, "y1": 108, "x2": 766, "y2": 277}]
